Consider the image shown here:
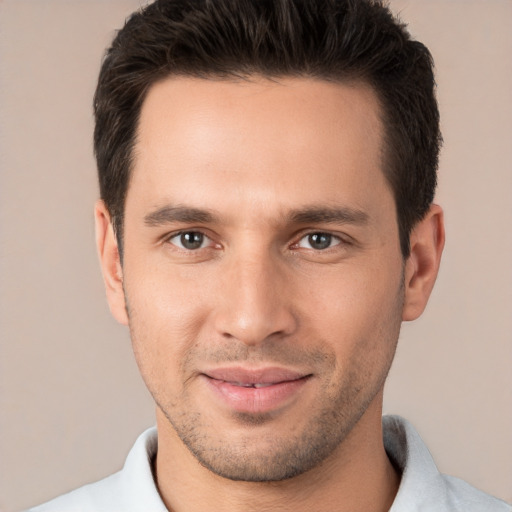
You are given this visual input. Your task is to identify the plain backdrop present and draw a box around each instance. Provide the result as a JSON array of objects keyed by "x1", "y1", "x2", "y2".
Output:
[{"x1": 0, "y1": 1, "x2": 511, "y2": 511}]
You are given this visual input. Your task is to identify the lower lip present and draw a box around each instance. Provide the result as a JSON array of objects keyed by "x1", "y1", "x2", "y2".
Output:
[{"x1": 203, "y1": 376, "x2": 310, "y2": 414}]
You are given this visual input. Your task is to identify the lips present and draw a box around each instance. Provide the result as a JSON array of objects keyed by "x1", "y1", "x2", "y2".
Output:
[
  {"x1": 201, "y1": 367, "x2": 311, "y2": 414},
  {"x1": 205, "y1": 366, "x2": 306, "y2": 384},
  {"x1": 229, "y1": 382, "x2": 275, "y2": 388}
]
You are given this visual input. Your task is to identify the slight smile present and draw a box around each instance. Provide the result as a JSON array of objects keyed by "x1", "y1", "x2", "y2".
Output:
[{"x1": 201, "y1": 367, "x2": 313, "y2": 415}]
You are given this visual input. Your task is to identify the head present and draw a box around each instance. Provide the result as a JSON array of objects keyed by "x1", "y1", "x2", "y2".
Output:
[
  {"x1": 93, "y1": 0, "x2": 444, "y2": 485},
  {"x1": 94, "y1": 0, "x2": 441, "y2": 259}
]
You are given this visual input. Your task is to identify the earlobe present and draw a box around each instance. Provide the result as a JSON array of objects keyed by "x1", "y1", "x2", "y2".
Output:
[
  {"x1": 94, "y1": 200, "x2": 129, "y2": 326},
  {"x1": 402, "y1": 204, "x2": 445, "y2": 321}
]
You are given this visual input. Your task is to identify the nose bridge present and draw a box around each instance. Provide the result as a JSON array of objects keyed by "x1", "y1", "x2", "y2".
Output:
[{"x1": 214, "y1": 246, "x2": 296, "y2": 345}]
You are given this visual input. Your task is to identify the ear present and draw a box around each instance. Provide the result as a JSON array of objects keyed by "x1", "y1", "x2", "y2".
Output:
[
  {"x1": 402, "y1": 204, "x2": 445, "y2": 321},
  {"x1": 94, "y1": 200, "x2": 129, "y2": 325}
]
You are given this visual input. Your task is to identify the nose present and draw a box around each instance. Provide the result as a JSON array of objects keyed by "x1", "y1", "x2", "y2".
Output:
[{"x1": 212, "y1": 252, "x2": 298, "y2": 346}]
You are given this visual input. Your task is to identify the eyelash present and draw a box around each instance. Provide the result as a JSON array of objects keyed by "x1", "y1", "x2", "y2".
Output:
[
  {"x1": 166, "y1": 231, "x2": 217, "y2": 251},
  {"x1": 294, "y1": 232, "x2": 343, "y2": 251},
  {"x1": 165, "y1": 230, "x2": 348, "y2": 253}
]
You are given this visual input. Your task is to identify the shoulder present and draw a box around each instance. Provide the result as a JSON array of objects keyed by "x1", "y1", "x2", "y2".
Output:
[
  {"x1": 26, "y1": 472, "x2": 124, "y2": 512},
  {"x1": 442, "y1": 474, "x2": 512, "y2": 512},
  {"x1": 383, "y1": 415, "x2": 512, "y2": 512},
  {"x1": 25, "y1": 427, "x2": 167, "y2": 512}
]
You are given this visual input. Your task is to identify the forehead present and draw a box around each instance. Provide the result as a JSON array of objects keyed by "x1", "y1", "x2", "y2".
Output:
[{"x1": 128, "y1": 76, "x2": 389, "y2": 220}]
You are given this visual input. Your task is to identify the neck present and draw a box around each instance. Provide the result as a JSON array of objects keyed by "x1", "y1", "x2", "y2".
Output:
[{"x1": 154, "y1": 398, "x2": 399, "y2": 512}]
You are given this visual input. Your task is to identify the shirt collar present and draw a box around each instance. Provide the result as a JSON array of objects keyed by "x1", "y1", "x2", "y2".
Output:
[{"x1": 121, "y1": 416, "x2": 502, "y2": 512}]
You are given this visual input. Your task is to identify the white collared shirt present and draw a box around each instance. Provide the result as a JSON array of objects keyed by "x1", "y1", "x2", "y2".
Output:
[{"x1": 28, "y1": 416, "x2": 511, "y2": 511}]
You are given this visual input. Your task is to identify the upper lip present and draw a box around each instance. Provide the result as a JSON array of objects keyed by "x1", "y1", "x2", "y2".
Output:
[{"x1": 203, "y1": 366, "x2": 309, "y2": 385}]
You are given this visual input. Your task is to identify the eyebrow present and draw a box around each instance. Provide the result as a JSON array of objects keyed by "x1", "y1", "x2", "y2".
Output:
[
  {"x1": 288, "y1": 206, "x2": 369, "y2": 225},
  {"x1": 143, "y1": 204, "x2": 369, "y2": 228},
  {"x1": 144, "y1": 205, "x2": 217, "y2": 226}
]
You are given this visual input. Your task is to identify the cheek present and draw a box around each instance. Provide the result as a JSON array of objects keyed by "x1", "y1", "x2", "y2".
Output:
[
  {"x1": 297, "y1": 262, "x2": 403, "y2": 369},
  {"x1": 299, "y1": 260, "x2": 402, "y2": 325},
  {"x1": 125, "y1": 256, "x2": 212, "y2": 326},
  {"x1": 122, "y1": 265, "x2": 213, "y2": 390}
]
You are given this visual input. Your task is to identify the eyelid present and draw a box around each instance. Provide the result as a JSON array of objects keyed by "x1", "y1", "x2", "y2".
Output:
[
  {"x1": 164, "y1": 229, "x2": 218, "y2": 250},
  {"x1": 298, "y1": 233, "x2": 340, "y2": 249},
  {"x1": 291, "y1": 230, "x2": 353, "y2": 251},
  {"x1": 161, "y1": 228, "x2": 353, "y2": 253}
]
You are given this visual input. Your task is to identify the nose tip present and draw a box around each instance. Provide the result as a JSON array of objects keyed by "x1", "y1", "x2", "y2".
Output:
[
  {"x1": 212, "y1": 258, "x2": 297, "y2": 346},
  {"x1": 219, "y1": 305, "x2": 296, "y2": 346}
]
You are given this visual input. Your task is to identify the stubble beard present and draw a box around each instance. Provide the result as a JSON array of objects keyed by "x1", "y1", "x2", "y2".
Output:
[
  {"x1": 152, "y1": 324, "x2": 400, "y2": 483},
  {"x1": 127, "y1": 278, "x2": 404, "y2": 483},
  {"x1": 157, "y1": 373, "x2": 387, "y2": 482}
]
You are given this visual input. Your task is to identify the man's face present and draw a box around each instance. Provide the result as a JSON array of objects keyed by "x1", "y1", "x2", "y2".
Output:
[{"x1": 114, "y1": 77, "x2": 406, "y2": 480}]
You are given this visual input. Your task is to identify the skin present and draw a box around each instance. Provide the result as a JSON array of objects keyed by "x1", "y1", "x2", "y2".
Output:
[{"x1": 96, "y1": 77, "x2": 444, "y2": 512}]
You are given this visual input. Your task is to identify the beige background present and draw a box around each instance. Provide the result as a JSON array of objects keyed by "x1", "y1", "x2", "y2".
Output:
[{"x1": 0, "y1": 0, "x2": 511, "y2": 510}]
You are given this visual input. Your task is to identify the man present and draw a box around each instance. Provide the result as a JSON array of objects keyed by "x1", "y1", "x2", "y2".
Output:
[{"x1": 28, "y1": 0, "x2": 511, "y2": 511}]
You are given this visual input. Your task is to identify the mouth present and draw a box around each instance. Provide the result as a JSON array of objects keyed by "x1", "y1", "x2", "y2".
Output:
[
  {"x1": 201, "y1": 367, "x2": 312, "y2": 414},
  {"x1": 225, "y1": 382, "x2": 281, "y2": 388}
]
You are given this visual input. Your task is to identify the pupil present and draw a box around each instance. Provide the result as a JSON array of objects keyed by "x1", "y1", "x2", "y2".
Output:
[
  {"x1": 309, "y1": 233, "x2": 331, "y2": 250},
  {"x1": 181, "y1": 232, "x2": 203, "y2": 249}
]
